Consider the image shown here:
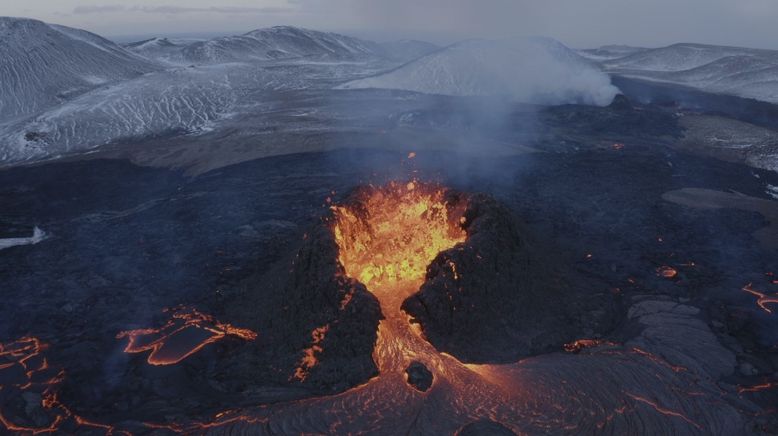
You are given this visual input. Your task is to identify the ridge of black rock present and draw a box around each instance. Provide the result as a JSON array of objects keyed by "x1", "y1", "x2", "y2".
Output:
[
  {"x1": 225, "y1": 219, "x2": 382, "y2": 393},
  {"x1": 402, "y1": 193, "x2": 616, "y2": 363}
]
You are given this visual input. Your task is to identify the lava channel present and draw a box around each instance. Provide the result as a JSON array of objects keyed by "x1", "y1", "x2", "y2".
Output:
[{"x1": 116, "y1": 306, "x2": 257, "y2": 366}]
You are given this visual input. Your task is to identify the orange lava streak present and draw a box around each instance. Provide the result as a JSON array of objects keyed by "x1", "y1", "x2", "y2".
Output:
[
  {"x1": 738, "y1": 381, "x2": 778, "y2": 394},
  {"x1": 116, "y1": 307, "x2": 257, "y2": 366},
  {"x1": 656, "y1": 266, "x2": 678, "y2": 279},
  {"x1": 332, "y1": 181, "x2": 466, "y2": 292},
  {"x1": 624, "y1": 392, "x2": 702, "y2": 430},
  {"x1": 741, "y1": 283, "x2": 778, "y2": 314},
  {"x1": 630, "y1": 347, "x2": 687, "y2": 373}
]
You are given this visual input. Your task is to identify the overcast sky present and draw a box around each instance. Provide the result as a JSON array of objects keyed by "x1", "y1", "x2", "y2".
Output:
[{"x1": 5, "y1": 0, "x2": 778, "y2": 48}]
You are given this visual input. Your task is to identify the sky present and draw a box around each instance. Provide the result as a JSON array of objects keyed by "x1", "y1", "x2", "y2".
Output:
[{"x1": 5, "y1": 0, "x2": 778, "y2": 49}]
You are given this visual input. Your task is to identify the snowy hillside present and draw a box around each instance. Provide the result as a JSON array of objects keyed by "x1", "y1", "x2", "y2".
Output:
[
  {"x1": 340, "y1": 38, "x2": 620, "y2": 106},
  {"x1": 0, "y1": 17, "x2": 159, "y2": 121},
  {"x1": 0, "y1": 63, "x2": 313, "y2": 162},
  {"x1": 180, "y1": 26, "x2": 381, "y2": 64},
  {"x1": 125, "y1": 37, "x2": 200, "y2": 66},
  {"x1": 591, "y1": 43, "x2": 778, "y2": 104}
]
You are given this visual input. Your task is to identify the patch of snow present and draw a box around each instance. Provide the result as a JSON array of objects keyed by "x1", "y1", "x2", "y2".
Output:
[
  {"x1": 0, "y1": 227, "x2": 48, "y2": 251},
  {"x1": 767, "y1": 185, "x2": 778, "y2": 200}
]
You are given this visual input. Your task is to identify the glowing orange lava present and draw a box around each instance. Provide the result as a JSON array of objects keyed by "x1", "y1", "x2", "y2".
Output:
[
  {"x1": 656, "y1": 266, "x2": 678, "y2": 279},
  {"x1": 331, "y1": 181, "x2": 467, "y2": 293},
  {"x1": 116, "y1": 307, "x2": 257, "y2": 366}
]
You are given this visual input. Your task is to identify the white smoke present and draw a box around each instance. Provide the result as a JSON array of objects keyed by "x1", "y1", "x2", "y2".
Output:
[{"x1": 340, "y1": 37, "x2": 620, "y2": 106}]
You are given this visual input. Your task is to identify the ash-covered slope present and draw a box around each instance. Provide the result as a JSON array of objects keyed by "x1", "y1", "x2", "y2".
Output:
[
  {"x1": 340, "y1": 38, "x2": 620, "y2": 106},
  {"x1": 599, "y1": 43, "x2": 778, "y2": 104},
  {"x1": 181, "y1": 26, "x2": 381, "y2": 64},
  {"x1": 0, "y1": 17, "x2": 159, "y2": 121}
]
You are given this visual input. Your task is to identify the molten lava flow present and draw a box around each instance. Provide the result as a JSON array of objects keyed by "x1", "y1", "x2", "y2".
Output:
[
  {"x1": 116, "y1": 306, "x2": 257, "y2": 366},
  {"x1": 332, "y1": 181, "x2": 467, "y2": 293},
  {"x1": 741, "y1": 283, "x2": 778, "y2": 314},
  {"x1": 0, "y1": 337, "x2": 124, "y2": 435}
]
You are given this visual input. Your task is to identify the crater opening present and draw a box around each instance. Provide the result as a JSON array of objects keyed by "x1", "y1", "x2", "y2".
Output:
[{"x1": 331, "y1": 181, "x2": 467, "y2": 295}]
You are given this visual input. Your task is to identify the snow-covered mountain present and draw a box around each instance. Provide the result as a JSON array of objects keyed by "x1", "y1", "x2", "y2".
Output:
[
  {"x1": 0, "y1": 17, "x2": 159, "y2": 121},
  {"x1": 578, "y1": 45, "x2": 649, "y2": 61},
  {"x1": 340, "y1": 38, "x2": 620, "y2": 106},
  {"x1": 589, "y1": 43, "x2": 778, "y2": 104},
  {"x1": 376, "y1": 40, "x2": 440, "y2": 62},
  {"x1": 0, "y1": 62, "x2": 325, "y2": 163},
  {"x1": 124, "y1": 37, "x2": 200, "y2": 66},
  {"x1": 179, "y1": 26, "x2": 382, "y2": 64}
]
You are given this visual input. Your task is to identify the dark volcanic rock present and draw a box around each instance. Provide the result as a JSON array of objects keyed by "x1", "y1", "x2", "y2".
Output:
[
  {"x1": 226, "y1": 219, "x2": 382, "y2": 393},
  {"x1": 402, "y1": 193, "x2": 610, "y2": 363},
  {"x1": 457, "y1": 419, "x2": 517, "y2": 436},
  {"x1": 405, "y1": 361, "x2": 433, "y2": 392},
  {"x1": 609, "y1": 93, "x2": 633, "y2": 111}
]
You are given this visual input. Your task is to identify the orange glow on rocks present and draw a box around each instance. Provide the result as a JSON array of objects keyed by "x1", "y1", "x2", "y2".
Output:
[
  {"x1": 116, "y1": 307, "x2": 257, "y2": 366},
  {"x1": 331, "y1": 181, "x2": 467, "y2": 293},
  {"x1": 293, "y1": 324, "x2": 330, "y2": 381}
]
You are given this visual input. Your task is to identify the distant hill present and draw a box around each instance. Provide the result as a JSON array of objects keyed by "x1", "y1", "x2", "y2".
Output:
[
  {"x1": 340, "y1": 38, "x2": 620, "y2": 106},
  {"x1": 587, "y1": 42, "x2": 778, "y2": 104},
  {"x1": 0, "y1": 17, "x2": 159, "y2": 121}
]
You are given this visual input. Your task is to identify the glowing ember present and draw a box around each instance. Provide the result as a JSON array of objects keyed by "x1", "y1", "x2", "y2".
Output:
[
  {"x1": 331, "y1": 181, "x2": 467, "y2": 292},
  {"x1": 116, "y1": 307, "x2": 257, "y2": 366},
  {"x1": 656, "y1": 266, "x2": 678, "y2": 279}
]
